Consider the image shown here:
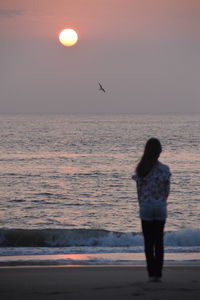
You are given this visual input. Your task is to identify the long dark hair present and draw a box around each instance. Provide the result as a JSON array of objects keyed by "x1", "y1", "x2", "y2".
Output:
[{"x1": 136, "y1": 138, "x2": 162, "y2": 178}]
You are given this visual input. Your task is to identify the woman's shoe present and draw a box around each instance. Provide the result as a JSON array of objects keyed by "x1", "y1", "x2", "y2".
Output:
[
  {"x1": 154, "y1": 276, "x2": 162, "y2": 282},
  {"x1": 149, "y1": 276, "x2": 162, "y2": 282},
  {"x1": 149, "y1": 277, "x2": 156, "y2": 282}
]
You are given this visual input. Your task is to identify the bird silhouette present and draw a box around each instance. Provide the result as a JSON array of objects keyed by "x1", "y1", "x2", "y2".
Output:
[{"x1": 99, "y1": 83, "x2": 105, "y2": 93}]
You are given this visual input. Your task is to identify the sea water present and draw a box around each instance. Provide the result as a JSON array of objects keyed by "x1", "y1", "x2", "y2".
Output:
[{"x1": 0, "y1": 113, "x2": 199, "y2": 265}]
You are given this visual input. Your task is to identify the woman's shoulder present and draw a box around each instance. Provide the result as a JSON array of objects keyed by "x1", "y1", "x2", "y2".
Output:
[
  {"x1": 157, "y1": 161, "x2": 170, "y2": 171},
  {"x1": 132, "y1": 162, "x2": 171, "y2": 182},
  {"x1": 155, "y1": 162, "x2": 171, "y2": 178}
]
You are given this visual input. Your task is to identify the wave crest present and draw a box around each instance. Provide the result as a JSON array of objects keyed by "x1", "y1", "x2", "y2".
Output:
[{"x1": 0, "y1": 228, "x2": 199, "y2": 248}]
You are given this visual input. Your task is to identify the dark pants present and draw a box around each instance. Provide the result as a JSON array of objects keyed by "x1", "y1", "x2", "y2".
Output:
[{"x1": 141, "y1": 220, "x2": 165, "y2": 278}]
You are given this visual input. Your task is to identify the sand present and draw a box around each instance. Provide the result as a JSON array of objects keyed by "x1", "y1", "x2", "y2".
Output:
[{"x1": 0, "y1": 265, "x2": 199, "y2": 300}]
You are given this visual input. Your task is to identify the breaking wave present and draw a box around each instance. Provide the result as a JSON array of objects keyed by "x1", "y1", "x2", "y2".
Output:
[{"x1": 0, "y1": 228, "x2": 200, "y2": 249}]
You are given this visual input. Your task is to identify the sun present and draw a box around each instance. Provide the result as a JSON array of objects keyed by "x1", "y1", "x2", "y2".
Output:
[{"x1": 59, "y1": 28, "x2": 78, "y2": 47}]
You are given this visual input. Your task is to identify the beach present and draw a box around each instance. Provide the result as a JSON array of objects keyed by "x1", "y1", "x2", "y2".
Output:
[
  {"x1": 0, "y1": 114, "x2": 199, "y2": 299},
  {"x1": 0, "y1": 265, "x2": 200, "y2": 300}
]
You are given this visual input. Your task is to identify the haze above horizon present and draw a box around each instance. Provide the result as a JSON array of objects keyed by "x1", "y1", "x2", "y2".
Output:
[{"x1": 0, "y1": 0, "x2": 200, "y2": 114}]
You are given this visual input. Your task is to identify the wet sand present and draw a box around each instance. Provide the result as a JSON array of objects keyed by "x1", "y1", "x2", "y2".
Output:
[{"x1": 0, "y1": 265, "x2": 200, "y2": 299}]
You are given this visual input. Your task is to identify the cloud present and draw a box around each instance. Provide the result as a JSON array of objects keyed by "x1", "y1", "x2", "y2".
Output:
[{"x1": 0, "y1": 9, "x2": 23, "y2": 18}]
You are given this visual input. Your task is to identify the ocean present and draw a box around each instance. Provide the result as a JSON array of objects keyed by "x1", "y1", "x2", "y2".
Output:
[{"x1": 0, "y1": 113, "x2": 199, "y2": 266}]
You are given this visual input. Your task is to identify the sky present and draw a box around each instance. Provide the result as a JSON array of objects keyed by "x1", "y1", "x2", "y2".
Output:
[{"x1": 0, "y1": 0, "x2": 200, "y2": 114}]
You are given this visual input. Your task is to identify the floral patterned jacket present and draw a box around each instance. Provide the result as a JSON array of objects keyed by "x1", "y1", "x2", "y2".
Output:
[{"x1": 132, "y1": 161, "x2": 171, "y2": 207}]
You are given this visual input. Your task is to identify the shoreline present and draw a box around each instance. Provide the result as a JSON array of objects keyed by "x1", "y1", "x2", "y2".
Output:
[
  {"x1": 0, "y1": 252, "x2": 200, "y2": 267},
  {"x1": 1, "y1": 263, "x2": 200, "y2": 268},
  {"x1": 0, "y1": 259, "x2": 200, "y2": 268}
]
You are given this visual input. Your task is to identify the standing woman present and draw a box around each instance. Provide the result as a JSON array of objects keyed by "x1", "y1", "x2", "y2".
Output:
[{"x1": 132, "y1": 138, "x2": 171, "y2": 282}]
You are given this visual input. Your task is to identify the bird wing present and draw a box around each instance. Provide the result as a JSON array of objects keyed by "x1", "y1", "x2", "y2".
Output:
[{"x1": 99, "y1": 83, "x2": 106, "y2": 92}]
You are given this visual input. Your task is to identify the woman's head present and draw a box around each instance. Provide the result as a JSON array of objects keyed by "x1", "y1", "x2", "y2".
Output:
[
  {"x1": 143, "y1": 138, "x2": 162, "y2": 160},
  {"x1": 136, "y1": 138, "x2": 162, "y2": 177}
]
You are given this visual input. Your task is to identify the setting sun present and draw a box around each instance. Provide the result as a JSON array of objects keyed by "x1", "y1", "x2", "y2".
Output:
[{"x1": 59, "y1": 28, "x2": 78, "y2": 47}]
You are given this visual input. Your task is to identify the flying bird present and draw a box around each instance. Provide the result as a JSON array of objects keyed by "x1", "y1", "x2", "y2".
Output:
[{"x1": 99, "y1": 83, "x2": 106, "y2": 93}]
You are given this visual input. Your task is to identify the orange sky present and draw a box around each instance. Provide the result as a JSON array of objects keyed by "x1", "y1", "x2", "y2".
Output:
[
  {"x1": 0, "y1": 0, "x2": 200, "y2": 113},
  {"x1": 1, "y1": 0, "x2": 199, "y2": 39}
]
